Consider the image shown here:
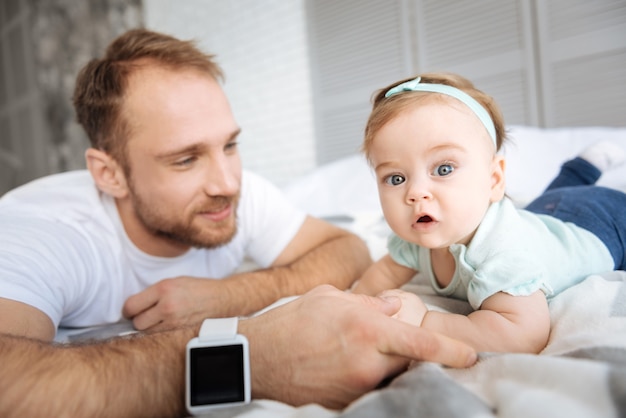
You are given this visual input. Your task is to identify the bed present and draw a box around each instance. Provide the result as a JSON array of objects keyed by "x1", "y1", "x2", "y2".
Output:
[{"x1": 207, "y1": 125, "x2": 626, "y2": 418}]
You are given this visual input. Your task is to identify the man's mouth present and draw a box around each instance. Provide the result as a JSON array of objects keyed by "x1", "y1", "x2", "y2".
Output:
[{"x1": 199, "y1": 204, "x2": 232, "y2": 222}]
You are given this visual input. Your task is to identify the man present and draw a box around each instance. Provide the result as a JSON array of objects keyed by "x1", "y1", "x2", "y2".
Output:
[
  {"x1": 0, "y1": 29, "x2": 476, "y2": 415},
  {"x1": 0, "y1": 28, "x2": 372, "y2": 340},
  {"x1": 0, "y1": 285, "x2": 477, "y2": 416}
]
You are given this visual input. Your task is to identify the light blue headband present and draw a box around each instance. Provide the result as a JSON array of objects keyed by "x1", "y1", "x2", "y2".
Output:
[{"x1": 385, "y1": 77, "x2": 497, "y2": 146}]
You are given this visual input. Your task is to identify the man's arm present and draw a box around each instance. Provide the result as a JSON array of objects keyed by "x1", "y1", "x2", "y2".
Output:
[
  {"x1": 0, "y1": 326, "x2": 197, "y2": 418},
  {"x1": 124, "y1": 216, "x2": 373, "y2": 330},
  {"x1": 228, "y1": 216, "x2": 373, "y2": 313},
  {"x1": 0, "y1": 285, "x2": 476, "y2": 417},
  {"x1": 0, "y1": 298, "x2": 56, "y2": 341},
  {"x1": 243, "y1": 285, "x2": 477, "y2": 408}
]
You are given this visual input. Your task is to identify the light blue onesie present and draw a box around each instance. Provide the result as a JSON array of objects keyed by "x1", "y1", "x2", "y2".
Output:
[{"x1": 388, "y1": 197, "x2": 614, "y2": 309}]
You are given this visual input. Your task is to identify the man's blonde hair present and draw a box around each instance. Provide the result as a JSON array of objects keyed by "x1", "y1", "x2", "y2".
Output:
[{"x1": 73, "y1": 28, "x2": 224, "y2": 170}]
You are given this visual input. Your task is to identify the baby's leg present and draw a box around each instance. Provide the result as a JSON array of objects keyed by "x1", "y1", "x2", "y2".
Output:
[
  {"x1": 527, "y1": 186, "x2": 626, "y2": 270},
  {"x1": 542, "y1": 157, "x2": 601, "y2": 191},
  {"x1": 543, "y1": 141, "x2": 625, "y2": 191}
]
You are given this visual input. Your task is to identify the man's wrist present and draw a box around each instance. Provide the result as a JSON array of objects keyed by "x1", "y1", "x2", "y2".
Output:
[
  {"x1": 185, "y1": 318, "x2": 251, "y2": 414},
  {"x1": 237, "y1": 317, "x2": 272, "y2": 401}
]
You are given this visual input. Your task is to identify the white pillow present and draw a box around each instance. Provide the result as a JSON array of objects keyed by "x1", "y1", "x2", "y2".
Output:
[
  {"x1": 282, "y1": 154, "x2": 380, "y2": 218},
  {"x1": 283, "y1": 125, "x2": 626, "y2": 214},
  {"x1": 504, "y1": 125, "x2": 626, "y2": 206}
]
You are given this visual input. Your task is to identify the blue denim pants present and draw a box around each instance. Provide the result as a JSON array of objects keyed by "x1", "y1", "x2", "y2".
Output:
[{"x1": 524, "y1": 157, "x2": 626, "y2": 270}]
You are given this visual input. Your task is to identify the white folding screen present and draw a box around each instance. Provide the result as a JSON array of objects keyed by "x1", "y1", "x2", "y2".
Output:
[
  {"x1": 413, "y1": 0, "x2": 539, "y2": 126},
  {"x1": 306, "y1": 0, "x2": 414, "y2": 163},
  {"x1": 535, "y1": 0, "x2": 626, "y2": 127},
  {"x1": 306, "y1": 0, "x2": 626, "y2": 165}
]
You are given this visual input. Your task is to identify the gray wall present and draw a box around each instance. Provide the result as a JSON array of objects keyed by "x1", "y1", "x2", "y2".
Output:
[{"x1": 0, "y1": 0, "x2": 142, "y2": 195}]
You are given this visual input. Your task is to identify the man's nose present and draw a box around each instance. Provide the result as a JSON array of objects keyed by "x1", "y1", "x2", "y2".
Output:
[{"x1": 203, "y1": 158, "x2": 240, "y2": 196}]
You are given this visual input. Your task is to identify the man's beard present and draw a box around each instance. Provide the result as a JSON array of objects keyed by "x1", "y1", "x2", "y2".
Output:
[{"x1": 129, "y1": 187, "x2": 240, "y2": 249}]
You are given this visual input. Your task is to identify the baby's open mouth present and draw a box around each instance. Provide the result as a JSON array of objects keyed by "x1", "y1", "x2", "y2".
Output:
[{"x1": 417, "y1": 215, "x2": 433, "y2": 223}]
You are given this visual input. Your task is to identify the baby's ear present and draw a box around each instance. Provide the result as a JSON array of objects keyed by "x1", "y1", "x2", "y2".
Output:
[
  {"x1": 85, "y1": 148, "x2": 129, "y2": 198},
  {"x1": 490, "y1": 155, "x2": 506, "y2": 201}
]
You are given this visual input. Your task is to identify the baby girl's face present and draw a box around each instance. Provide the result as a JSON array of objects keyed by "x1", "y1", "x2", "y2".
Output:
[{"x1": 369, "y1": 97, "x2": 505, "y2": 250}]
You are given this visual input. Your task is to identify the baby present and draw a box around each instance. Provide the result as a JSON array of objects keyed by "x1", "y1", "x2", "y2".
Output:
[{"x1": 352, "y1": 73, "x2": 626, "y2": 353}]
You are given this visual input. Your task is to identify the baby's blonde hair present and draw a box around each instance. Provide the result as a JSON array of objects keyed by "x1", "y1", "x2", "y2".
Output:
[{"x1": 362, "y1": 72, "x2": 507, "y2": 161}]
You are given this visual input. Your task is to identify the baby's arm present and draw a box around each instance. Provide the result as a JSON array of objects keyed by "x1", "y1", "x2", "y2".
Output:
[
  {"x1": 351, "y1": 254, "x2": 417, "y2": 296},
  {"x1": 422, "y1": 290, "x2": 550, "y2": 353}
]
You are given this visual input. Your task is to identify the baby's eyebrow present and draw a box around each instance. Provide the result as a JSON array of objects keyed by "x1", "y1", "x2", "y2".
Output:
[
  {"x1": 429, "y1": 142, "x2": 466, "y2": 152},
  {"x1": 373, "y1": 161, "x2": 399, "y2": 172}
]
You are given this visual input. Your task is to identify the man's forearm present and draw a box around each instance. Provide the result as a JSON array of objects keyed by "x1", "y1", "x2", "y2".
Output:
[
  {"x1": 0, "y1": 326, "x2": 198, "y2": 418},
  {"x1": 226, "y1": 233, "x2": 372, "y2": 316}
]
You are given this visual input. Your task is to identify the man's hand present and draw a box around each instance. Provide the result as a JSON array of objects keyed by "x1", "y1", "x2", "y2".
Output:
[
  {"x1": 242, "y1": 284, "x2": 477, "y2": 409},
  {"x1": 122, "y1": 277, "x2": 239, "y2": 330}
]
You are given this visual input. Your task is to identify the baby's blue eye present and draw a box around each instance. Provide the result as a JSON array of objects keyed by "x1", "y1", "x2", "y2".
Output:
[
  {"x1": 385, "y1": 174, "x2": 405, "y2": 185},
  {"x1": 434, "y1": 164, "x2": 454, "y2": 176}
]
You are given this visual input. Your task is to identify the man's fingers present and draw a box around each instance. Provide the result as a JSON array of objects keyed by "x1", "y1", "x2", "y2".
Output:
[
  {"x1": 122, "y1": 288, "x2": 163, "y2": 330},
  {"x1": 307, "y1": 284, "x2": 403, "y2": 317},
  {"x1": 122, "y1": 288, "x2": 157, "y2": 319},
  {"x1": 128, "y1": 306, "x2": 163, "y2": 331},
  {"x1": 378, "y1": 320, "x2": 477, "y2": 368}
]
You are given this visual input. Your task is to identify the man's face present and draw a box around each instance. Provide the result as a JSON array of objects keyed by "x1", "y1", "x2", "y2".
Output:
[{"x1": 121, "y1": 65, "x2": 242, "y2": 251}]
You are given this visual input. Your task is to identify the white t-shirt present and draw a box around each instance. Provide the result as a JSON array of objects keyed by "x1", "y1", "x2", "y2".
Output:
[{"x1": 0, "y1": 170, "x2": 305, "y2": 329}]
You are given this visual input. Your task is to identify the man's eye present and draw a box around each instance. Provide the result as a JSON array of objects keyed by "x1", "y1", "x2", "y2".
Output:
[
  {"x1": 174, "y1": 156, "x2": 196, "y2": 166},
  {"x1": 433, "y1": 164, "x2": 454, "y2": 176},
  {"x1": 385, "y1": 174, "x2": 405, "y2": 185}
]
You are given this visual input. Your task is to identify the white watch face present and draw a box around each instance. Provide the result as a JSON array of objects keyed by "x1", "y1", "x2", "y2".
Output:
[{"x1": 186, "y1": 334, "x2": 251, "y2": 414}]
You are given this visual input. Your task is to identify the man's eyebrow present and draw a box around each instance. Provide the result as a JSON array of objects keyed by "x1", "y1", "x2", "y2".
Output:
[
  {"x1": 230, "y1": 128, "x2": 242, "y2": 142},
  {"x1": 154, "y1": 128, "x2": 242, "y2": 161},
  {"x1": 154, "y1": 143, "x2": 205, "y2": 161}
]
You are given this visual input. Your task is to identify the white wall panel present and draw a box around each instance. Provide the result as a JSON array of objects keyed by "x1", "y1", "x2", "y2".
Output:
[
  {"x1": 144, "y1": 0, "x2": 315, "y2": 187},
  {"x1": 306, "y1": 0, "x2": 413, "y2": 164},
  {"x1": 414, "y1": 0, "x2": 538, "y2": 126},
  {"x1": 535, "y1": 0, "x2": 626, "y2": 127},
  {"x1": 144, "y1": 0, "x2": 626, "y2": 178},
  {"x1": 308, "y1": 0, "x2": 626, "y2": 165}
]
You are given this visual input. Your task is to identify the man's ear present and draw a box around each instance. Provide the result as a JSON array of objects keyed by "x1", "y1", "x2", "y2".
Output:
[
  {"x1": 490, "y1": 154, "x2": 506, "y2": 202},
  {"x1": 85, "y1": 148, "x2": 129, "y2": 198}
]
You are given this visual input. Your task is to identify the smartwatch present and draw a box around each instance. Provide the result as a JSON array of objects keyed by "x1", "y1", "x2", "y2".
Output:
[{"x1": 185, "y1": 317, "x2": 251, "y2": 415}]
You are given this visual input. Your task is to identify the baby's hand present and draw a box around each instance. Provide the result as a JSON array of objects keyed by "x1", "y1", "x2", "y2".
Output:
[{"x1": 378, "y1": 289, "x2": 428, "y2": 327}]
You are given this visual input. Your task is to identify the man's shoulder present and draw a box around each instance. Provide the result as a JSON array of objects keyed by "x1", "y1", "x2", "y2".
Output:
[
  {"x1": 0, "y1": 170, "x2": 122, "y2": 287},
  {"x1": 240, "y1": 169, "x2": 283, "y2": 201},
  {"x1": 1, "y1": 170, "x2": 95, "y2": 202},
  {"x1": 0, "y1": 170, "x2": 111, "y2": 227}
]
